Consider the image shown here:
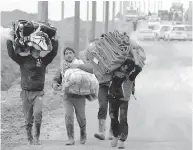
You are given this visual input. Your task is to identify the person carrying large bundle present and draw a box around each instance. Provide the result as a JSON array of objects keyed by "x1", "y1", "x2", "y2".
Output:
[
  {"x1": 52, "y1": 47, "x2": 97, "y2": 145},
  {"x1": 6, "y1": 20, "x2": 58, "y2": 145},
  {"x1": 82, "y1": 30, "x2": 146, "y2": 149}
]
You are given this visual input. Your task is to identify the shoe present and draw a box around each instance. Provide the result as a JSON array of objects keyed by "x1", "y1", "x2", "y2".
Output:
[
  {"x1": 94, "y1": 133, "x2": 105, "y2": 140},
  {"x1": 94, "y1": 119, "x2": 106, "y2": 140},
  {"x1": 111, "y1": 137, "x2": 118, "y2": 147},
  {"x1": 66, "y1": 138, "x2": 75, "y2": 145},
  {"x1": 66, "y1": 124, "x2": 75, "y2": 145},
  {"x1": 26, "y1": 124, "x2": 33, "y2": 145},
  {"x1": 34, "y1": 124, "x2": 41, "y2": 145},
  {"x1": 118, "y1": 140, "x2": 126, "y2": 149},
  {"x1": 80, "y1": 127, "x2": 87, "y2": 144},
  {"x1": 108, "y1": 128, "x2": 113, "y2": 140}
]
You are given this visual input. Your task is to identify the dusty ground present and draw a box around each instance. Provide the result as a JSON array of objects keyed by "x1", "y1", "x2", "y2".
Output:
[{"x1": 1, "y1": 22, "x2": 192, "y2": 150}]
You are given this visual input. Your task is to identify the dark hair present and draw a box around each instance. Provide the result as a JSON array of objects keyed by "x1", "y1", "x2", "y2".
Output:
[
  {"x1": 121, "y1": 58, "x2": 135, "y2": 72},
  {"x1": 63, "y1": 47, "x2": 75, "y2": 55}
]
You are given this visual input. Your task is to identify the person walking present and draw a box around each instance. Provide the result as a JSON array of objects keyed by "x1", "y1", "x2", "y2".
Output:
[
  {"x1": 52, "y1": 47, "x2": 93, "y2": 145},
  {"x1": 108, "y1": 58, "x2": 142, "y2": 149},
  {"x1": 6, "y1": 30, "x2": 58, "y2": 145}
]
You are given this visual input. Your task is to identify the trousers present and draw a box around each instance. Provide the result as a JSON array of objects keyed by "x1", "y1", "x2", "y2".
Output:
[
  {"x1": 20, "y1": 90, "x2": 44, "y2": 126},
  {"x1": 109, "y1": 98, "x2": 129, "y2": 141}
]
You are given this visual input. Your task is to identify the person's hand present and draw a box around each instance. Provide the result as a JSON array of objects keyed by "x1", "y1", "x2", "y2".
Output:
[
  {"x1": 69, "y1": 64, "x2": 80, "y2": 69},
  {"x1": 52, "y1": 83, "x2": 61, "y2": 91}
]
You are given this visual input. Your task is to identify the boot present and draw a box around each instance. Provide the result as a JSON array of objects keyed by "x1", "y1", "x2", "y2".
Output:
[
  {"x1": 34, "y1": 124, "x2": 41, "y2": 145},
  {"x1": 80, "y1": 127, "x2": 87, "y2": 144},
  {"x1": 111, "y1": 137, "x2": 118, "y2": 147},
  {"x1": 118, "y1": 140, "x2": 126, "y2": 149},
  {"x1": 108, "y1": 128, "x2": 113, "y2": 140},
  {"x1": 94, "y1": 119, "x2": 105, "y2": 140},
  {"x1": 66, "y1": 124, "x2": 75, "y2": 145},
  {"x1": 26, "y1": 125, "x2": 33, "y2": 145}
]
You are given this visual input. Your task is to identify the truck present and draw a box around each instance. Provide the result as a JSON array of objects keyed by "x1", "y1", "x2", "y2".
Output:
[
  {"x1": 124, "y1": 7, "x2": 139, "y2": 22},
  {"x1": 169, "y1": 2, "x2": 184, "y2": 22},
  {"x1": 158, "y1": 10, "x2": 169, "y2": 20}
]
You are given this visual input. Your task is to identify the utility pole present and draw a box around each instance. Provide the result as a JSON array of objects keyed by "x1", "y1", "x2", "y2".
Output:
[
  {"x1": 61, "y1": 1, "x2": 64, "y2": 69},
  {"x1": 74, "y1": 1, "x2": 80, "y2": 57},
  {"x1": 85, "y1": 1, "x2": 89, "y2": 47},
  {"x1": 139, "y1": 1, "x2": 141, "y2": 12},
  {"x1": 112, "y1": 1, "x2": 115, "y2": 31},
  {"x1": 143, "y1": 0, "x2": 146, "y2": 13},
  {"x1": 120, "y1": 1, "x2": 123, "y2": 15},
  {"x1": 105, "y1": 1, "x2": 109, "y2": 33},
  {"x1": 38, "y1": 1, "x2": 48, "y2": 72},
  {"x1": 103, "y1": 1, "x2": 105, "y2": 32},
  {"x1": 61, "y1": 1, "x2": 64, "y2": 20},
  {"x1": 38, "y1": 1, "x2": 48, "y2": 22},
  {"x1": 188, "y1": 1, "x2": 192, "y2": 25},
  {"x1": 103, "y1": 1, "x2": 105, "y2": 23},
  {"x1": 154, "y1": 0, "x2": 156, "y2": 13},
  {"x1": 92, "y1": 1, "x2": 96, "y2": 40}
]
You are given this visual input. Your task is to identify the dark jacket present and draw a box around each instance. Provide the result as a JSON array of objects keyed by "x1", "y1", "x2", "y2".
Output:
[{"x1": 7, "y1": 39, "x2": 58, "y2": 91}]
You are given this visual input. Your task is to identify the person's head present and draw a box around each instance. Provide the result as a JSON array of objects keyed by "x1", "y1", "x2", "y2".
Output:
[
  {"x1": 63, "y1": 47, "x2": 75, "y2": 62},
  {"x1": 30, "y1": 47, "x2": 41, "y2": 59},
  {"x1": 120, "y1": 58, "x2": 135, "y2": 73}
]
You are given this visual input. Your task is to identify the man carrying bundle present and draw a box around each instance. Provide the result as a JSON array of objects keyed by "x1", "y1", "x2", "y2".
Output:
[
  {"x1": 6, "y1": 26, "x2": 58, "y2": 145},
  {"x1": 52, "y1": 47, "x2": 95, "y2": 145}
]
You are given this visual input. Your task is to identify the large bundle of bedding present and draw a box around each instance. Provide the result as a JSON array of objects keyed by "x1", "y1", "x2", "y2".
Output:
[{"x1": 85, "y1": 30, "x2": 146, "y2": 83}]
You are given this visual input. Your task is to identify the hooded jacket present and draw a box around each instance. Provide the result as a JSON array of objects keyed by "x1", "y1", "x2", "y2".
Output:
[{"x1": 7, "y1": 39, "x2": 58, "y2": 91}]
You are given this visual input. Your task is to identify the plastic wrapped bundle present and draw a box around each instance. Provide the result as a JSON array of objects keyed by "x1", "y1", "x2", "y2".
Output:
[{"x1": 63, "y1": 68, "x2": 99, "y2": 97}]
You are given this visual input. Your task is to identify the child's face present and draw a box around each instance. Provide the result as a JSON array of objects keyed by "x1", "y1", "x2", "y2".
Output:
[
  {"x1": 120, "y1": 63, "x2": 134, "y2": 73},
  {"x1": 64, "y1": 50, "x2": 75, "y2": 62},
  {"x1": 120, "y1": 65, "x2": 128, "y2": 73}
]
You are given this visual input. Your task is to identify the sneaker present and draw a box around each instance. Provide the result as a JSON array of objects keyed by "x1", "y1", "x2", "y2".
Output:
[
  {"x1": 34, "y1": 137, "x2": 41, "y2": 145},
  {"x1": 111, "y1": 137, "x2": 118, "y2": 147},
  {"x1": 27, "y1": 139, "x2": 33, "y2": 145},
  {"x1": 66, "y1": 138, "x2": 75, "y2": 146},
  {"x1": 118, "y1": 140, "x2": 125, "y2": 149},
  {"x1": 94, "y1": 133, "x2": 105, "y2": 140}
]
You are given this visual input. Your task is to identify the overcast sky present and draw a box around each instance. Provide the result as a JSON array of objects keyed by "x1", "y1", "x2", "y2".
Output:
[{"x1": 0, "y1": 0, "x2": 190, "y2": 21}]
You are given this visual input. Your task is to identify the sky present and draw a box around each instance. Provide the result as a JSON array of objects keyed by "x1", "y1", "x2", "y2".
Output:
[{"x1": 0, "y1": 0, "x2": 191, "y2": 21}]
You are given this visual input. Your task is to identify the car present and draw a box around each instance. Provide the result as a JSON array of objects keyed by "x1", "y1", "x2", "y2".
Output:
[
  {"x1": 153, "y1": 24, "x2": 173, "y2": 40},
  {"x1": 125, "y1": 9, "x2": 139, "y2": 22},
  {"x1": 148, "y1": 17, "x2": 161, "y2": 29},
  {"x1": 138, "y1": 13, "x2": 146, "y2": 20},
  {"x1": 164, "y1": 25, "x2": 187, "y2": 41},
  {"x1": 138, "y1": 29, "x2": 156, "y2": 40},
  {"x1": 184, "y1": 25, "x2": 192, "y2": 40}
]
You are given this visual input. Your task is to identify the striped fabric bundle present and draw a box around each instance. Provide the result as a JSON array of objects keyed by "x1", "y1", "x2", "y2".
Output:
[{"x1": 85, "y1": 30, "x2": 146, "y2": 83}]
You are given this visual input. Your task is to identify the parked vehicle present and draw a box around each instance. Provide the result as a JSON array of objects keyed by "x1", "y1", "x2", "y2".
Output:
[
  {"x1": 184, "y1": 25, "x2": 192, "y2": 40},
  {"x1": 148, "y1": 17, "x2": 161, "y2": 29},
  {"x1": 164, "y1": 25, "x2": 187, "y2": 41},
  {"x1": 125, "y1": 9, "x2": 139, "y2": 22},
  {"x1": 153, "y1": 25, "x2": 173, "y2": 40},
  {"x1": 138, "y1": 29, "x2": 156, "y2": 41}
]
